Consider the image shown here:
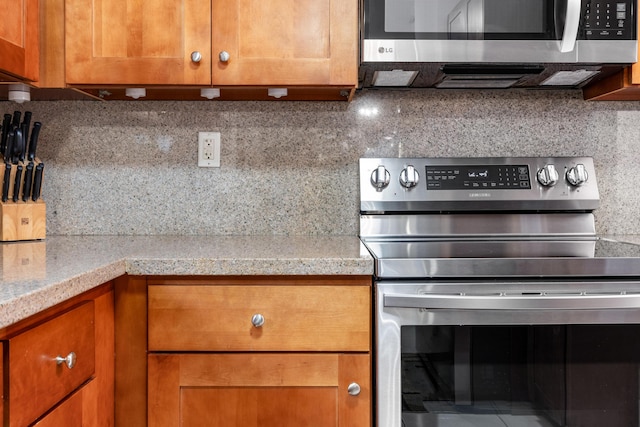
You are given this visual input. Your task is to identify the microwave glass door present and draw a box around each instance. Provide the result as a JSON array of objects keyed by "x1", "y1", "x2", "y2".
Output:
[
  {"x1": 401, "y1": 325, "x2": 640, "y2": 427},
  {"x1": 366, "y1": 0, "x2": 559, "y2": 40}
]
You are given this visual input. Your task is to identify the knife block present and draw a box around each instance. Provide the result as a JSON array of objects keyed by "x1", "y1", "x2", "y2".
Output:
[
  {"x1": 0, "y1": 201, "x2": 46, "y2": 241},
  {"x1": 0, "y1": 157, "x2": 46, "y2": 241}
]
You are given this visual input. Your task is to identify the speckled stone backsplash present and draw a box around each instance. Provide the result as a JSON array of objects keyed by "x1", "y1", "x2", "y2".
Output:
[{"x1": 5, "y1": 89, "x2": 640, "y2": 236}]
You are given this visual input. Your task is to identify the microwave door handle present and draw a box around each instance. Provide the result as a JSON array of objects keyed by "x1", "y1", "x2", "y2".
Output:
[
  {"x1": 559, "y1": 0, "x2": 581, "y2": 52},
  {"x1": 384, "y1": 293, "x2": 640, "y2": 310}
]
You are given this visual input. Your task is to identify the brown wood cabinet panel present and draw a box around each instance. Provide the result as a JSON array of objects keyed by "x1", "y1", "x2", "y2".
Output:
[
  {"x1": 114, "y1": 275, "x2": 148, "y2": 427},
  {"x1": 180, "y1": 388, "x2": 338, "y2": 427},
  {"x1": 0, "y1": 0, "x2": 38, "y2": 81},
  {"x1": 583, "y1": 67, "x2": 640, "y2": 100},
  {"x1": 8, "y1": 301, "x2": 95, "y2": 427},
  {"x1": 211, "y1": 0, "x2": 357, "y2": 86},
  {"x1": 30, "y1": 379, "x2": 106, "y2": 427},
  {"x1": 65, "y1": 0, "x2": 211, "y2": 85},
  {"x1": 148, "y1": 353, "x2": 370, "y2": 427},
  {"x1": 32, "y1": 384, "x2": 84, "y2": 427},
  {"x1": 93, "y1": 289, "x2": 115, "y2": 427},
  {"x1": 0, "y1": 341, "x2": 3, "y2": 421},
  {"x1": 148, "y1": 284, "x2": 370, "y2": 352},
  {"x1": 37, "y1": 0, "x2": 65, "y2": 87}
]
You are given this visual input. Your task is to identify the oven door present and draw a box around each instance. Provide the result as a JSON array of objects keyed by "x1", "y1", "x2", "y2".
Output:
[{"x1": 376, "y1": 280, "x2": 640, "y2": 427}]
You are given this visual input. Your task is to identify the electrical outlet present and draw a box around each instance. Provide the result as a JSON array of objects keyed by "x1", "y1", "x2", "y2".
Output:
[{"x1": 198, "y1": 131, "x2": 221, "y2": 167}]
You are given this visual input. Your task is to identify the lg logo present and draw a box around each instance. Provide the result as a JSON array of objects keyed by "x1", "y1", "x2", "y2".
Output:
[{"x1": 378, "y1": 47, "x2": 394, "y2": 54}]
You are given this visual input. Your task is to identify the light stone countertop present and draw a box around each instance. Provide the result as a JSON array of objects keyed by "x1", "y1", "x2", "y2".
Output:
[{"x1": 0, "y1": 235, "x2": 373, "y2": 330}]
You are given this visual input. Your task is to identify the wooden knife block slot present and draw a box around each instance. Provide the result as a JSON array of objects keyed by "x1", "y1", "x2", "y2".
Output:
[{"x1": 0, "y1": 157, "x2": 46, "y2": 241}]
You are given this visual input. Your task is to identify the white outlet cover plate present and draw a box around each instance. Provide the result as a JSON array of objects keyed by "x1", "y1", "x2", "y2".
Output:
[{"x1": 198, "y1": 131, "x2": 221, "y2": 167}]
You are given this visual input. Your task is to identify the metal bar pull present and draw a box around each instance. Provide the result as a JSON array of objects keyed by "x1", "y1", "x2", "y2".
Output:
[
  {"x1": 560, "y1": 0, "x2": 581, "y2": 52},
  {"x1": 384, "y1": 292, "x2": 640, "y2": 311}
]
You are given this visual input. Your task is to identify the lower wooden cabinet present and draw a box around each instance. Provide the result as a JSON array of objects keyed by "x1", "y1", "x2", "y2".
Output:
[
  {"x1": 1, "y1": 283, "x2": 114, "y2": 427},
  {"x1": 8, "y1": 301, "x2": 95, "y2": 427},
  {"x1": 148, "y1": 353, "x2": 370, "y2": 427},
  {"x1": 145, "y1": 276, "x2": 372, "y2": 427}
]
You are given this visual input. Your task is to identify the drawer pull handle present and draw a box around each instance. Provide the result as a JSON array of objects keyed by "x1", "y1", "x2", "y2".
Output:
[
  {"x1": 251, "y1": 313, "x2": 265, "y2": 328},
  {"x1": 55, "y1": 352, "x2": 77, "y2": 369},
  {"x1": 347, "y1": 382, "x2": 361, "y2": 396}
]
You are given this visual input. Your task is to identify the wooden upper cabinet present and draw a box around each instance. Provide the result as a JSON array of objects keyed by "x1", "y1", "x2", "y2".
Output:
[
  {"x1": 583, "y1": 67, "x2": 640, "y2": 100},
  {"x1": 212, "y1": 0, "x2": 357, "y2": 86},
  {"x1": 63, "y1": 0, "x2": 357, "y2": 90},
  {"x1": 582, "y1": 20, "x2": 640, "y2": 100},
  {"x1": 65, "y1": 0, "x2": 211, "y2": 85},
  {"x1": 0, "y1": 0, "x2": 39, "y2": 81}
]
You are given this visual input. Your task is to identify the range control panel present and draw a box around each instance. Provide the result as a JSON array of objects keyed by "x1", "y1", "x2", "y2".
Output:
[{"x1": 360, "y1": 157, "x2": 600, "y2": 212}]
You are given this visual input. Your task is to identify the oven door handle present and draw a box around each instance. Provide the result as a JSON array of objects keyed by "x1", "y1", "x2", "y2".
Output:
[{"x1": 384, "y1": 292, "x2": 640, "y2": 310}]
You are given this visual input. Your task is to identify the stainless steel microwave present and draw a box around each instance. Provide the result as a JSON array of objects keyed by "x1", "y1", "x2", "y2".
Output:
[{"x1": 361, "y1": 0, "x2": 638, "y2": 88}]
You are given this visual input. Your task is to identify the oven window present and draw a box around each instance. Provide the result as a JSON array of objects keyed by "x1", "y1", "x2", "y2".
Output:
[{"x1": 401, "y1": 325, "x2": 640, "y2": 427}]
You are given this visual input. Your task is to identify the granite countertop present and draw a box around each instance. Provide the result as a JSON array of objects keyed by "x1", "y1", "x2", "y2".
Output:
[{"x1": 0, "y1": 235, "x2": 373, "y2": 330}]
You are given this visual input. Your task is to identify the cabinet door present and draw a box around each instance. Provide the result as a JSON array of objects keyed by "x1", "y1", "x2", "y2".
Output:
[
  {"x1": 148, "y1": 353, "x2": 370, "y2": 427},
  {"x1": 0, "y1": 0, "x2": 38, "y2": 81},
  {"x1": 65, "y1": 0, "x2": 211, "y2": 85},
  {"x1": 212, "y1": 0, "x2": 357, "y2": 86}
]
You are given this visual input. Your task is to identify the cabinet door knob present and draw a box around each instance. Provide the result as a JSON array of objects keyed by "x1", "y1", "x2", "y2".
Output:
[
  {"x1": 219, "y1": 51, "x2": 230, "y2": 63},
  {"x1": 191, "y1": 51, "x2": 203, "y2": 63},
  {"x1": 251, "y1": 313, "x2": 265, "y2": 328},
  {"x1": 55, "y1": 352, "x2": 77, "y2": 369},
  {"x1": 347, "y1": 382, "x2": 361, "y2": 396}
]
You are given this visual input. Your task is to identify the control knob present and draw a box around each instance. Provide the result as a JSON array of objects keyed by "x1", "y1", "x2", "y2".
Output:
[
  {"x1": 400, "y1": 165, "x2": 419, "y2": 189},
  {"x1": 370, "y1": 165, "x2": 390, "y2": 191},
  {"x1": 537, "y1": 164, "x2": 559, "y2": 187},
  {"x1": 566, "y1": 164, "x2": 588, "y2": 186}
]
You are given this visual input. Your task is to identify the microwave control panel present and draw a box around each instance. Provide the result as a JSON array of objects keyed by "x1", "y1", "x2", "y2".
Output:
[{"x1": 583, "y1": 0, "x2": 635, "y2": 39}]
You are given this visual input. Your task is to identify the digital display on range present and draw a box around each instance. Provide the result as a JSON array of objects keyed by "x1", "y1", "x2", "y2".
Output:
[{"x1": 425, "y1": 165, "x2": 531, "y2": 190}]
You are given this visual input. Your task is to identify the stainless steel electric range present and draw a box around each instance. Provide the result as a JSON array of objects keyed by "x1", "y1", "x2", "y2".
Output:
[{"x1": 359, "y1": 157, "x2": 640, "y2": 427}]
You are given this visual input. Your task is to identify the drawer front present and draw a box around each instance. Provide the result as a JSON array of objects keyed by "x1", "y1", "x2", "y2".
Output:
[
  {"x1": 148, "y1": 285, "x2": 370, "y2": 351},
  {"x1": 31, "y1": 383, "x2": 84, "y2": 427},
  {"x1": 9, "y1": 301, "x2": 95, "y2": 427}
]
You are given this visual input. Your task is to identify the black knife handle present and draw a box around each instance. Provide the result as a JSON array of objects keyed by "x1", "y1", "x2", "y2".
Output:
[
  {"x1": 14, "y1": 128, "x2": 24, "y2": 163},
  {"x1": 2, "y1": 163, "x2": 12, "y2": 203},
  {"x1": 4, "y1": 130, "x2": 14, "y2": 162},
  {"x1": 12, "y1": 165, "x2": 22, "y2": 202},
  {"x1": 11, "y1": 111, "x2": 21, "y2": 128},
  {"x1": 21, "y1": 111, "x2": 32, "y2": 145},
  {"x1": 1, "y1": 114, "x2": 11, "y2": 156},
  {"x1": 12, "y1": 128, "x2": 23, "y2": 164},
  {"x1": 28, "y1": 122, "x2": 41, "y2": 162},
  {"x1": 22, "y1": 162, "x2": 33, "y2": 202},
  {"x1": 32, "y1": 162, "x2": 43, "y2": 201},
  {"x1": 21, "y1": 123, "x2": 29, "y2": 161}
]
